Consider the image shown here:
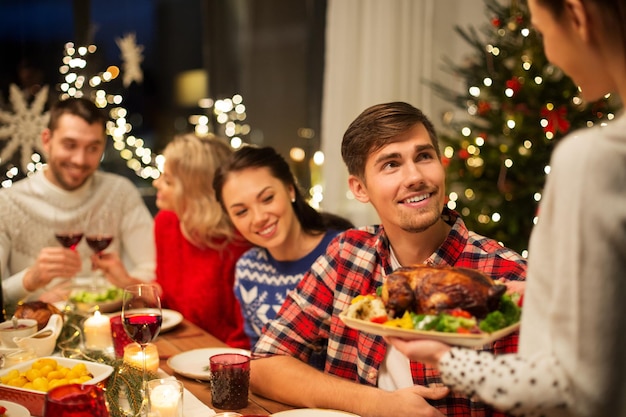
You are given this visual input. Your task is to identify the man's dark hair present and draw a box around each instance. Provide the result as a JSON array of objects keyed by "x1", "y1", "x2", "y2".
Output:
[
  {"x1": 341, "y1": 101, "x2": 440, "y2": 179},
  {"x1": 48, "y1": 97, "x2": 107, "y2": 132}
]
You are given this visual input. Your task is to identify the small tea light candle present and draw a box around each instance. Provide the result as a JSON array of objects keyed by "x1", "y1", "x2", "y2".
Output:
[
  {"x1": 149, "y1": 380, "x2": 183, "y2": 417},
  {"x1": 83, "y1": 310, "x2": 113, "y2": 350},
  {"x1": 123, "y1": 342, "x2": 160, "y2": 372}
]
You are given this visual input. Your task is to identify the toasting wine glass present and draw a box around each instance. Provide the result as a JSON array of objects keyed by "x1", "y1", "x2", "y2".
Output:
[
  {"x1": 86, "y1": 209, "x2": 114, "y2": 256},
  {"x1": 121, "y1": 283, "x2": 162, "y2": 411},
  {"x1": 85, "y1": 209, "x2": 114, "y2": 284},
  {"x1": 54, "y1": 211, "x2": 83, "y2": 250}
]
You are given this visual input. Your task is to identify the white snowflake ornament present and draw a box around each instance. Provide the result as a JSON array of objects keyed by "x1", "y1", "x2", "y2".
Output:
[
  {"x1": 116, "y1": 33, "x2": 144, "y2": 87},
  {"x1": 0, "y1": 84, "x2": 49, "y2": 172}
]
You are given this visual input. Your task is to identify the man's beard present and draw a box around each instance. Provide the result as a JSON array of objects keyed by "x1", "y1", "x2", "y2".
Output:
[
  {"x1": 50, "y1": 162, "x2": 89, "y2": 191},
  {"x1": 399, "y1": 206, "x2": 441, "y2": 233}
]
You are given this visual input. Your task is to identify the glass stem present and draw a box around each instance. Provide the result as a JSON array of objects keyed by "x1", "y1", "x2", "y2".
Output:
[{"x1": 141, "y1": 345, "x2": 148, "y2": 416}]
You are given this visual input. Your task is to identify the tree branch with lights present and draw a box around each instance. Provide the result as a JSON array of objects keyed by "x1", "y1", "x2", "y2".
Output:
[{"x1": 433, "y1": 0, "x2": 621, "y2": 254}]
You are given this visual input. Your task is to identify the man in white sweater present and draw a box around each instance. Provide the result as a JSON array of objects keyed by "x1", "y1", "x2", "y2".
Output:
[{"x1": 0, "y1": 98, "x2": 155, "y2": 314}]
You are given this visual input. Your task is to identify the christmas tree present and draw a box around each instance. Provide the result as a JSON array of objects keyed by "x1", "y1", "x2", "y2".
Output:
[{"x1": 434, "y1": 0, "x2": 621, "y2": 254}]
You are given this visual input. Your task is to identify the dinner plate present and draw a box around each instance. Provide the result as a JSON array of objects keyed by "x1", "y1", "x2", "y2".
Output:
[
  {"x1": 167, "y1": 347, "x2": 250, "y2": 381},
  {"x1": 0, "y1": 400, "x2": 30, "y2": 417},
  {"x1": 160, "y1": 309, "x2": 183, "y2": 333},
  {"x1": 339, "y1": 313, "x2": 520, "y2": 348},
  {"x1": 272, "y1": 409, "x2": 359, "y2": 417}
]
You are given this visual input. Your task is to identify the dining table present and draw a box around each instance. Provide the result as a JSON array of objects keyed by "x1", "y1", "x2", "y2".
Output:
[{"x1": 155, "y1": 318, "x2": 294, "y2": 416}]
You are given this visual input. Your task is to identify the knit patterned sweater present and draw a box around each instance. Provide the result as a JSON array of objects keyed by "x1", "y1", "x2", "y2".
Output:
[{"x1": 234, "y1": 230, "x2": 341, "y2": 348}]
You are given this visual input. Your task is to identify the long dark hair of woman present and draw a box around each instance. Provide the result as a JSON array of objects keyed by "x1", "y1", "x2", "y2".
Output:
[{"x1": 214, "y1": 146, "x2": 353, "y2": 234}]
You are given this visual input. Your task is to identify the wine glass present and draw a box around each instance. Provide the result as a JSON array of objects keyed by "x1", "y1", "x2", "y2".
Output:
[
  {"x1": 121, "y1": 283, "x2": 163, "y2": 411},
  {"x1": 86, "y1": 208, "x2": 114, "y2": 256},
  {"x1": 85, "y1": 209, "x2": 114, "y2": 285},
  {"x1": 54, "y1": 210, "x2": 83, "y2": 250}
]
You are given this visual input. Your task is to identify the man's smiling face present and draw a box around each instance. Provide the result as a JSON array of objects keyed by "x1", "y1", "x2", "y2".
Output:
[{"x1": 349, "y1": 123, "x2": 446, "y2": 234}]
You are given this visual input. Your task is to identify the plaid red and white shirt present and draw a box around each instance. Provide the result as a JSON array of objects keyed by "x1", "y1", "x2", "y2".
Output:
[{"x1": 254, "y1": 208, "x2": 527, "y2": 417}]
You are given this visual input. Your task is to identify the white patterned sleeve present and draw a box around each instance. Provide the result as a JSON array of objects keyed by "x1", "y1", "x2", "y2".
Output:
[{"x1": 438, "y1": 348, "x2": 572, "y2": 417}]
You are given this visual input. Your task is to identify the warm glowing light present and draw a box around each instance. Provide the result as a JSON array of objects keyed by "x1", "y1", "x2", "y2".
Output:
[
  {"x1": 231, "y1": 137, "x2": 243, "y2": 149},
  {"x1": 290, "y1": 147, "x2": 306, "y2": 162},
  {"x1": 313, "y1": 151, "x2": 325, "y2": 165}
]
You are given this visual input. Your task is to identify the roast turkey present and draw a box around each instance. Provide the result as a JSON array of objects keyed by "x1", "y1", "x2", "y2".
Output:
[
  {"x1": 380, "y1": 265, "x2": 506, "y2": 319},
  {"x1": 14, "y1": 301, "x2": 63, "y2": 330}
]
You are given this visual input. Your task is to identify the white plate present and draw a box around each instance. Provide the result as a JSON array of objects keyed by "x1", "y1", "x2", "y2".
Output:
[
  {"x1": 0, "y1": 400, "x2": 30, "y2": 417},
  {"x1": 167, "y1": 347, "x2": 250, "y2": 381},
  {"x1": 160, "y1": 309, "x2": 183, "y2": 333},
  {"x1": 339, "y1": 313, "x2": 520, "y2": 348},
  {"x1": 272, "y1": 409, "x2": 359, "y2": 417}
]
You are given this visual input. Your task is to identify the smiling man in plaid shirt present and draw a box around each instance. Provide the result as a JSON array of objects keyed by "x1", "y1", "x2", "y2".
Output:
[{"x1": 250, "y1": 102, "x2": 526, "y2": 417}]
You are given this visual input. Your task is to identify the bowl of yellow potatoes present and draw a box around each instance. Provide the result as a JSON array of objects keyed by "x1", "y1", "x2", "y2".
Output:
[{"x1": 0, "y1": 357, "x2": 113, "y2": 416}]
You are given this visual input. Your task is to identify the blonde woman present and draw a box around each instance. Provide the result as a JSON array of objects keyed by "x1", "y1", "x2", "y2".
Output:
[{"x1": 153, "y1": 133, "x2": 250, "y2": 348}]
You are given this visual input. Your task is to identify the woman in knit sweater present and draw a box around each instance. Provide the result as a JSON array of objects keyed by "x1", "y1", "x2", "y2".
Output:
[
  {"x1": 153, "y1": 134, "x2": 250, "y2": 349},
  {"x1": 213, "y1": 146, "x2": 353, "y2": 351}
]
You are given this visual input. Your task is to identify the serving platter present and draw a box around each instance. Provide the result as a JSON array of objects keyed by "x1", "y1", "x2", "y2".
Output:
[
  {"x1": 0, "y1": 357, "x2": 114, "y2": 416},
  {"x1": 339, "y1": 313, "x2": 520, "y2": 348}
]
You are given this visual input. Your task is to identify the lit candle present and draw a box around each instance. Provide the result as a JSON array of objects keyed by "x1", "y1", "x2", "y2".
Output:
[
  {"x1": 123, "y1": 342, "x2": 160, "y2": 372},
  {"x1": 83, "y1": 310, "x2": 113, "y2": 350},
  {"x1": 149, "y1": 380, "x2": 183, "y2": 417}
]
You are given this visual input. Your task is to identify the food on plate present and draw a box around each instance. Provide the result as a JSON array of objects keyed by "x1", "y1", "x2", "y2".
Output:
[
  {"x1": 0, "y1": 358, "x2": 93, "y2": 392},
  {"x1": 0, "y1": 405, "x2": 6, "y2": 417},
  {"x1": 69, "y1": 286, "x2": 123, "y2": 304},
  {"x1": 381, "y1": 265, "x2": 506, "y2": 318},
  {"x1": 346, "y1": 265, "x2": 522, "y2": 334},
  {"x1": 13, "y1": 301, "x2": 62, "y2": 331}
]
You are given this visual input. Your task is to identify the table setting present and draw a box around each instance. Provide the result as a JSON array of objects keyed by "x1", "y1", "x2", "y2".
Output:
[
  {"x1": 0, "y1": 283, "x2": 202, "y2": 417},
  {"x1": 0, "y1": 279, "x2": 353, "y2": 417}
]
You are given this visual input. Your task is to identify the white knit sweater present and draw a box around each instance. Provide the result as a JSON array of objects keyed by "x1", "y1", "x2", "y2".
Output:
[{"x1": 0, "y1": 169, "x2": 155, "y2": 310}]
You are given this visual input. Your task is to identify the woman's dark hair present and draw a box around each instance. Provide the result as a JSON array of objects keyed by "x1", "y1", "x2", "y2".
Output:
[
  {"x1": 537, "y1": 0, "x2": 626, "y2": 61},
  {"x1": 214, "y1": 146, "x2": 353, "y2": 234}
]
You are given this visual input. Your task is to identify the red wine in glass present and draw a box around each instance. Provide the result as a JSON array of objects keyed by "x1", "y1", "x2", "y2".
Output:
[
  {"x1": 86, "y1": 236, "x2": 113, "y2": 253},
  {"x1": 121, "y1": 283, "x2": 162, "y2": 412},
  {"x1": 55, "y1": 233, "x2": 84, "y2": 250},
  {"x1": 123, "y1": 313, "x2": 163, "y2": 344}
]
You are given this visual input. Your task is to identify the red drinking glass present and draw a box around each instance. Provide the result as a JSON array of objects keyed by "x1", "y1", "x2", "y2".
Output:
[
  {"x1": 44, "y1": 384, "x2": 109, "y2": 417},
  {"x1": 110, "y1": 314, "x2": 134, "y2": 358}
]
